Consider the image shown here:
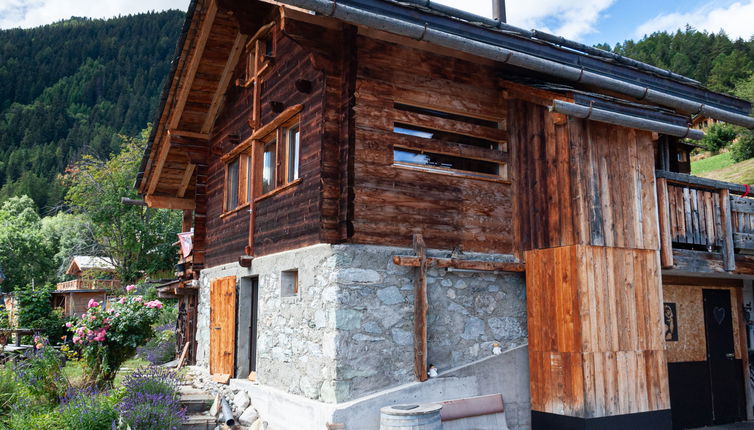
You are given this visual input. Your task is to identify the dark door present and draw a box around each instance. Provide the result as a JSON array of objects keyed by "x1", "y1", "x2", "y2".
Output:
[
  {"x1": 249, "y1": 278, "x2": 259, "y2": 373},
  {"x1": 703, "y1": 289, "x2": 746, "y2": 425}
]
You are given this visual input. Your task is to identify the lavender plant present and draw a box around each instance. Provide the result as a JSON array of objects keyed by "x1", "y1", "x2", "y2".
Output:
[
  {"x1": 136, "y1": 323, "x2": 176, "y2": 365},
  {"x1": 59, "y1": 386, "x2": 117, "y2": 430},
  {"x1": 12, "y1": 337, "x2": 66, "y2": 403},
  {"x1": 117, "y1": 367, "x2": 186, "y2": 430}
]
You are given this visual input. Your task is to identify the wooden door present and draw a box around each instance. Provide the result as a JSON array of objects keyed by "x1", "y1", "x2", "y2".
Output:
[
  {"x1": 703, "y1": 289, "x2": 746, "y2": 425},
  {"x1": 210, "y1": 276, "x2": 236, "y2": 376}
]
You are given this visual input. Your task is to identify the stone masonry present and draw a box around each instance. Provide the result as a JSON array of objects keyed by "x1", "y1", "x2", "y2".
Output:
[{"x1": 196, "y1": 243, "x2": 527, "y2": 404}]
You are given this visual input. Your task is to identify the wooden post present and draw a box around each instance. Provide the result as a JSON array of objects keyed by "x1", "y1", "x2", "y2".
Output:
[
  {"x1": 413, "y1": 234, "x2": 428, "y2": 382},
  {"x1": 181, "y1": 210, "x2": 193, "y2": 233},
  {"x1": 720, "y1": 189, "x2": 736, "y2": 272},
  {"x1": 656, "y1": 178, "x2": 673, "y2": 268}
]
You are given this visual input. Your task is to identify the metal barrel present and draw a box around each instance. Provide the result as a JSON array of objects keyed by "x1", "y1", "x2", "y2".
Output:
[{"x1": 380, "y1": 403, "x2": 443, "y2": 430}]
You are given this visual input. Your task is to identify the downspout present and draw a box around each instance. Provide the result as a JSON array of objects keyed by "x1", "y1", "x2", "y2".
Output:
[{"x1": 282, "y1": 0, "x2": 754, "y2": 128}]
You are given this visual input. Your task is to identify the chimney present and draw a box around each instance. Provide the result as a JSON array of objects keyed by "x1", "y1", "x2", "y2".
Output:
[{"x1": 492, "y1": 0, "x2": 506, "y2": 22}]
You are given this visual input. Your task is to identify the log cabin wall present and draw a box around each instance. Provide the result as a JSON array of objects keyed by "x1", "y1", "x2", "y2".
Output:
[
  {"x1": 203, "y1": 17, "x2": 345, "y2": 266},
  {"x1": 350, "y1": 36, "x2": 513, "y2": 254},
  {"x1": 511, "y1": 98, "x2": 672, "y2": 428}
]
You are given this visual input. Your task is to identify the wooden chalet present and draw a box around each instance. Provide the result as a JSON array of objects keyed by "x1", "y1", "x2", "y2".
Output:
[
  {"x1": 52, "y1": 256, "x2": 119, "y2": 316},
  {"x1": 136, "y1": 0, "x2": 754, "y2": 428}
]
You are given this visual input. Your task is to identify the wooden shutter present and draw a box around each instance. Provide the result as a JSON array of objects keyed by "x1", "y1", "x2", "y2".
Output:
[{"x1": 209, "y1": 276, "x2": 237, "y2": 376}]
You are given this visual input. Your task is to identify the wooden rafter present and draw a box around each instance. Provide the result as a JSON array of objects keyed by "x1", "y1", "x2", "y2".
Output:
[
  {"x1": 202, "y1": 32, "x2": 248, "y2": 134},
  {"x1": 147, "y1": 0, "x2": 218, "y2": 195},
  {"x1": 177, "y1": 164, "x2": 196, "y2": 198}
]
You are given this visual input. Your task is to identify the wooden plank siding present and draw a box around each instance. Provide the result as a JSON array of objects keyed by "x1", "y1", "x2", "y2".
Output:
[
  {"x1": 526, "y1": 246, "x2": 670, "y2": 418},
  {"x1": 203, "y1": 17, "x2": 346, "y2": 266},
  {"x1": 511, "y1": 100, "x2": 659, "y2": 252},
  {"x1": 350, "y1": 37, "x2": 512, "y2": 253}
]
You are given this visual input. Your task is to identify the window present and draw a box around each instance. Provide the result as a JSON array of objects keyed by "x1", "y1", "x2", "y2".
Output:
[
  {"x1": 225, "y1": 158, "x2": 239, "y2": 210},
  {"x1": 281, "y1": 269, "x2": 298, "y2": 297},
  {"x1": 286, "y1": 125, "x2": 300, "y2": 182},
  {"x1": 262, "y1": 138, "x2": 277, "y2": 195},
  {"x1": 391, "y1": 102, "x2": 507, "y2": 181}
]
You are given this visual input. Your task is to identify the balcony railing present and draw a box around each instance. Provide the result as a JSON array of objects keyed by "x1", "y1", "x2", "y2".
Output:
[
  {"x1": 55, "y1": 279, "x2": 121, "y2": 291},
  {"x1": 656, "y1": 170, "x2": 754, "y2": 271}
]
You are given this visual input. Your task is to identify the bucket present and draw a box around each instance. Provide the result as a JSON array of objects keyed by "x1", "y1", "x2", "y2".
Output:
[{"x1": 380, "y1": 403, "x2": 443, "y2": 430}]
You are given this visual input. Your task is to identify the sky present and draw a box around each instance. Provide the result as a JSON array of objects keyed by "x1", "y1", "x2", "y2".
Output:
[{"x1": 1, "y1": 0, "x2": 753, "y2": 46}]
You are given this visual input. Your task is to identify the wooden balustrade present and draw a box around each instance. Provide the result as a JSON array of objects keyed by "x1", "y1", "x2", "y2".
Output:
[
  {"x1": 55, "y1": 279, "x2": 121, "y2": 291},
  {"x1": 656, "y1": 170, "x2": 754, "y2": 272}
]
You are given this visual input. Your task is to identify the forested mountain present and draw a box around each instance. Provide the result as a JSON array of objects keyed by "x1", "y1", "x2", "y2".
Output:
[
  {"x1": 0, "y1": 11, "x2": 184, "y2": 213},
  {"x1": 596, "y1": 27, "x2": 754, "y2": 99}
]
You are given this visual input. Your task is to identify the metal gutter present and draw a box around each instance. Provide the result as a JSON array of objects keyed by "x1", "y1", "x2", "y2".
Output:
[
  {"x1": 551, "y1": 100, "x2": 705, "y2": 140},
  {"x1": 280, "y1": 0, "x2": 754, "y2": 128}
]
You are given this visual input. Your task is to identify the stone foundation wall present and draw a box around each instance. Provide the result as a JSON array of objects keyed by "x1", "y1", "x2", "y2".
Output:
[{"x1": 196, "y1": 243, "x2": 527, "y2": 404}]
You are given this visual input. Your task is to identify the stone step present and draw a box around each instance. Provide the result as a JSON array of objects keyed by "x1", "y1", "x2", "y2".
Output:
[
  {"x1": 180, "y1": 393, "x2": 215, "y2": 414},
  {"x1": 181, "y1": 413, "x2": 216, "y2": 430}
]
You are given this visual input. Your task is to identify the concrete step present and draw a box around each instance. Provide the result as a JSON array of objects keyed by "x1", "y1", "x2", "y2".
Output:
[
  {"x1": 180, "y1": 393, "x2": 215, "y2": 414},
  {"x1": 181, "y1": 413, "x2": 217, "y2": 430}
]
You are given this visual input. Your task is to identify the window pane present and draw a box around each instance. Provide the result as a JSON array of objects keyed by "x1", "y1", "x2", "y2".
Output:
[
  {"x1": 263, "y1": 140, "x2": 276, "y2": 194},
  {"x1": 226, "y1": 159, "x2": 239, "y2": 209},
  {"x1": 393, "y1": 123, "x2": 499, "y2": 150},
  {"x1": 287, "y1": 126, "x2": 300, "y2": 182},
  {"x1": 394, "y1": 148, "x2": 499, "y2": 177}
]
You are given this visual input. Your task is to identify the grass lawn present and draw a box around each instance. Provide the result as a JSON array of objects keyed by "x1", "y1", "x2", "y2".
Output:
[
  {"x1": 62, "y1": 356, "x2": 150, "y2": 387},
  {"x1": 697, "y1": 157, "x2": 754, "y2": 185},
  {"x1": 691, "y1": 152, "x2": 734, "y2": 175}
]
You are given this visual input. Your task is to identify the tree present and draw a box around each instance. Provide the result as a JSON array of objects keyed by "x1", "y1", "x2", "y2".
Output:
[
  {"x1": 735, "y1": 73, "x2": 754, "y2": 105},
  {"x1": 40, "y1": 212, "x2": 97, "y2": 279},
  {"x1": 64, "y1": 129, "x2": 181, "y2": 282},
  {"x1": 0, "y1": 196, "x2": 55, "y2": 292},
  {"x1": 699, "y1": 123, "x2": 739, "y2": 152}
]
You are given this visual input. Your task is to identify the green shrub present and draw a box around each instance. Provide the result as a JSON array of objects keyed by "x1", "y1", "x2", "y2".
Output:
[
  {"x1": 15, "y1": 285, "x2": 67, "y2": 344},
  {"x1": 3, "y1": 405, "x2": 59, "y2": 430},
  {"x1": 12, "y1": 339, "x2": 66, "y2": 403},
  {"x1": 731, "y1": 130, "x2": 754, "y2": 162},
  {"x1": 700, "y1": 123, "x2": 739, "y2": 152},
  {"x1": 0, "y1": 367, "x2": 21, "y2": 414}
]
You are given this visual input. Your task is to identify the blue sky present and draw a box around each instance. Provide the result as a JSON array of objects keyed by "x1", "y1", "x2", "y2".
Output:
[{"x1": 1, "y1": 0, "x2": 753, "y2": 46}]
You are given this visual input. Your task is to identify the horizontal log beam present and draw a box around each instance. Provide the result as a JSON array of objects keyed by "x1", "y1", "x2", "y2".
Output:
[
  {"x1": 392, "y1": 255, "x2": 525, "y2": 272},
  {"x1": 144, "y1": 194, "x2": 196, "y2": 210},
  {"x1": 656, "y1": 169, "x2": 748, "y2": 194}
]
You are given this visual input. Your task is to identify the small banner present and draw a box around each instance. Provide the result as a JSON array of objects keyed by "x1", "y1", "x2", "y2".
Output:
[
  {"x1": 664, "y1": 302, "x2": 678, "y2": 341},
  {"x1": 178, "y1": 232, "x2": 193, "y2": 258}
]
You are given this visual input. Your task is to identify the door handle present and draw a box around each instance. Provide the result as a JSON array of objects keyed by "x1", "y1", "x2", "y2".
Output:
[{"x1": 726, "y1": 353, "x2": 735, "y2": 359}]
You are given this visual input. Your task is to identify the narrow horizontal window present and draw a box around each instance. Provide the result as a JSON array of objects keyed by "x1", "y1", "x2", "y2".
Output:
[
  {"x1": 394, "y1": 148, "x2": 500, "y2": 178},
  {"x1": 394, "y1": 123, "x2": 499, "y2": 150},
  {"x1": 394, "y1": 103, "x2": 499, "y2": 128}
]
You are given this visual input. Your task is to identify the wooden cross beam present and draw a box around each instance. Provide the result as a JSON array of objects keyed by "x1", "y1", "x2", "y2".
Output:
[
  {"x1": 393, "y1": 256, "x2": 525, "y2": 272},
  {"x1": 413, "y1": 234, "x2": 428, "y2": 382}
]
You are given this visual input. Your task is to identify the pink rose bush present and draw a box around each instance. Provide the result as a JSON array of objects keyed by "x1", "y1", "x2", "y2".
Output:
[{"x1": 67, "y1": 288, "x2": 164, "y2": 386}]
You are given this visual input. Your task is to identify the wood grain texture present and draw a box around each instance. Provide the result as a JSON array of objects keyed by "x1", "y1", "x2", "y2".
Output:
[
  {"x1": 526, "y1": 245, "x2": 670, "y2": 418},
  {"x1": 510, "y1": 101, "x2": 659, "y2": 252},
  {"x1": 209, "y1": 276, "x2": 236, "y2": 376}
]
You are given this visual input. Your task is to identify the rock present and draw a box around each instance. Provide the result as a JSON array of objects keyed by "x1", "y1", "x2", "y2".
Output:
[
  {"x1": 376, "y1": 286, "x2": 403, "y2": 305},
  {"x1": 233, "y1": 391, "x2": 250, "y2": 411},
  {"x1": 250, "y1": 420, "x2": 263, "y2": 430},
  {"x1": 336, "y1": 268, "x2": 381, "y2": 284},
  {"x1": 462, "y1": 316, "x2": 485, "y2": 340},
  {"x1": 210, "y1": 393, "x2": 221, "y2": 416},
  {"x1": 391, "y1": 328, "x2": 412, "y2": 345},
  {"x1": 335, "y1": 309, "x2": 362, "y2": 330},
  {"x1": 238, "y1": 406, "x2": 259, "y2": 426}
]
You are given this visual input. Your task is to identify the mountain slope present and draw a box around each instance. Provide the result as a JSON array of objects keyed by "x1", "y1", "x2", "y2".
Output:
[{"x1": 0, "y1": 12, "x2": 184, "y2": 212}]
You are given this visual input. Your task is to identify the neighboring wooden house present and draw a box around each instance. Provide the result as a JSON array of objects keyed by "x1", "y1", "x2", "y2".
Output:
[
  {"x1": 135, "y1": 0, "x2": 754, "y2": 429},
  {"x1": 52, "y1": 256, "x2": 120, "y2": 316}
]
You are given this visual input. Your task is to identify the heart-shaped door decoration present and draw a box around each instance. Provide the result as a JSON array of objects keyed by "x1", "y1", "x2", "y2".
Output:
[{"x1": 713, "y1": 306, "x2": 726, "y2": 325}]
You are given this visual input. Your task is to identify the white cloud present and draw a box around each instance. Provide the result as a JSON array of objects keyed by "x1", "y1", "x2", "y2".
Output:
[
  {"x1": 0, "y1": 0, "x2": 188, "y2": 29},
  {"x1": 635, "y1": 1, "x2": 754, "y2": 40},
  {"x1": 434, "y1": 0, "x2": 615, "y2": 41}
]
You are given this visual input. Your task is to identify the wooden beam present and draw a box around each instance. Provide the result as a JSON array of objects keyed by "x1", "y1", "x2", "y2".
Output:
[
  {"x1": 413, "y1": 234, "x2": 428, "y2": 382},
  {"x1": 147, "y1": 0, "x2": 218, "y2": 195},
  {"x1": 202, "y1": 32, "x2": 247, "y2": 134},
  {"x1": 656, "y1": 177, "x2": 674, "y2": 269},
  {"x1": 720, "y1": 188, "x2": 736, "y2": 272},
  {"x1": 177, "y1": 164, "x2": 196, "y2": 198},
  {"x1": 223, "y1": 104, "x2": 303, "y2": 162},
  {"x1": 393, "y1": 255, "x2": 525, "y2": 272},
  {"x1": 169, "y1": 129, "x2": 210, "y2": 140},
  {"x1": 656, "y1": 169, "x2": 748, "y2": 195},
  {"x1": 144, "y1": 195, "x2": 196, "y2": 210}
]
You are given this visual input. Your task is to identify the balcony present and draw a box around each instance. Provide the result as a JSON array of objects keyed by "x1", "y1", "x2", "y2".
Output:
[
  {"x1": 656, "y1": 170, "x2": 754, "y2": 275},
  {"x1": 55, "y1": 279, "x2": 121, "y2": 291}
]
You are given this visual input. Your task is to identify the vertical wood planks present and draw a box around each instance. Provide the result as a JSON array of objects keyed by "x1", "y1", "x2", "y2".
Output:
[
  {"x1": 720, "y1": 189, "x2": 736, "y2": 271},
  {"x1": 526, "y1": 246, "x2": 670, "y2": 418},
  {"x1": 656, "y1": 178, "x2": 673, "y2": 268},
  {"x1": 209, "y1": 276, "x2": 237, "y2": 376}
]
